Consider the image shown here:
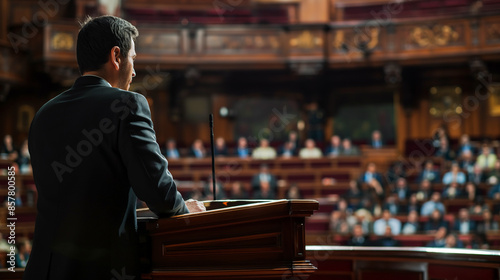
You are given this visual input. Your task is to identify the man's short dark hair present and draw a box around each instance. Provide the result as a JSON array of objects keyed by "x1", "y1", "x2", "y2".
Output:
[{"x1": 77, "y1": 16, "x2": 139, "y2": 75}]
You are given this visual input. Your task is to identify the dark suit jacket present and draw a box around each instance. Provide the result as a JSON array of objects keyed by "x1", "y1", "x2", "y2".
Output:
[
  {"x1": 251, "y1": 173, "x2": 278, "y2": 192},
  {"x1": 24, "y1": 76, "x2": 188, "y2": 280}
]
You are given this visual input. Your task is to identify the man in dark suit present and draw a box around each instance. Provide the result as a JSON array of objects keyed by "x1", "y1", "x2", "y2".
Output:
[
  {"x1": 24, "y1": 16, "x2": 204, "y2": 280},
  {"x1": 251, "y1": 164, "x2": 278, "y2": 193}
]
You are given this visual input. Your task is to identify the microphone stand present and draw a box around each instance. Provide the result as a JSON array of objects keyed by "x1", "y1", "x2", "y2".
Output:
[{"x1": 209, "y1": 114, "x2": 216, "y2": 200}]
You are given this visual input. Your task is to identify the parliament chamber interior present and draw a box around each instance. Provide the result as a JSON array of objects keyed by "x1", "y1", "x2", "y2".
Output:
[{"x1": 2, "y1": 0, "x2": 500, "y2": 279}]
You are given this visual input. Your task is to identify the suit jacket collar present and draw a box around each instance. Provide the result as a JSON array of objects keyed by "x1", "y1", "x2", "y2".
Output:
[{"x1": 73, "y1": 75, "x2": 112, "y2": 89}]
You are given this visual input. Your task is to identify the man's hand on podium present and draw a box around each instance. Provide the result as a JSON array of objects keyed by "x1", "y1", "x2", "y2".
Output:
[{"x1": 185, "y1": 199, "x2": 206, "y2": 213}]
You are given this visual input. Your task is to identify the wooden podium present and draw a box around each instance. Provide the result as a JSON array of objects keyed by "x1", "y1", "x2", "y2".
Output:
[{"x1": 137, "y1": 199, "x2": 319, "y2": 280}]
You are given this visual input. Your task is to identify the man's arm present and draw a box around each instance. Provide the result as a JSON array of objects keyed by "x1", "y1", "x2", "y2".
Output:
[{"x1": 117, "y1": 92, "x2": 189, "y2": 217}]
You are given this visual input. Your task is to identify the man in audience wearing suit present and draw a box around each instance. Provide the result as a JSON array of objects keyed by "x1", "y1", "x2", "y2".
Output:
[
  {"x1": 251, "y1": 164, "x2": 278, "y2": 193},
  {"x1": 25, "y1": 16, "x2": 205, "y2": 280}
]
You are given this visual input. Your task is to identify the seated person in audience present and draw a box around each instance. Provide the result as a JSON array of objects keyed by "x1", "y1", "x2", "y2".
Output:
[
  {"x1": 358, "y1": 163, "x2": 385, "y2": 198},
  {"x1": 468, "y1": 165, "x2": 486, "y2": 185},
  {"x1": 459, "y1": 149, "x2": 475, "y2": 175},
  {"x1": 280, "y1": 141, "x2": 296, "y2": 158},
  {"x1": 393, "y1": 177, "x2": 410, "y2": 200},
  {"x1": 418, "y1": 160, "x2": 440, "y2": 184},
  {"x1": 476, "y1": 143, "x2": 497, "y2": 171},
  {"x1": 432, "y1": 125, "x2": 449, "y2": 149},
  {"x1": 421, "y1": 192, "x2": 446, "y2": 216},
  {"x1": 329, "y1": 210, "x2": 350, "y2": 234},
  {"x1": 426, "y1": 226, "x2": 448, "y2": 247},
  {"x1": 371, "y1": 130, "x2": 383, "y2": 149},
  {"x1": 469, "y1": 196, "x2": 489, "y2": 215},
  {"x1": 402, "y1": 210, "x2": 420, "y2": 235},
  {"x1": 404, "y1": 194, "x2": 421, "y2": 214},
  {"x1": 340, "y1": 138, "x2": 360, "y2": 156},
  {"x1": 456, "y1": 134, "x2": 476, "y2": 157},
  {"x1": 470, "y1": 233, "x2": 490, "y2": 250},
  {"x1": 214, "y1": 137, "x2": 228, "y2": 157},
  {"x1": 299, "y1": 139, "x2": 322, "y2": 159},
  {"x1": 424, "y1": 209, "x2": 449, "y2": 233},
  {"x1": 434, "y1": 137, "x2": 455, "y2": 161},
  {"x1": 444, "y1": 233, "x2": 464, "y2": 248},
  {"x1": 347, "y1": 224, "x2": 371, "y2": 246},
  {"x1": 252, "y1": 138, "x2": 277, "y2": 159},
  {"x1": 251, "y1": 164, "x2": 277, "y2": 192},
  {"x1": 352, "y1": 208, "x2": 373, "y2": 234},
  {"x1": 344, "y1": 180, "x2": 364, "y2": 202},
  {"x1": 285, "y1": 184, "x2": 302, "y2": 199},
  {"x1": 163, "y1": 139, "x2": 180, "y2": 159},
  {"x1": 280, "y1": 131, "x2": 299, "y2": 155},
  {"x1": 386, "y1": 161, "x2": 407, "y2": 185},
  {"x1": 374, "y1": 225, "x2": 401, "y2": 247},
  {"x1": 383, "y1": 194, "x2": 401, "y2": 216},
  {"x1": 190, "y1": 139, "x2": 206, "y2": 158},
  {"x1": 487, "y1": 178, "x2": 500, "y2": 199},
  {"x1": 17, "y1": 139, "x2": 31, "y2": 174},
  {"x1": 325, "y1": 135, "x2": 342, "y2": 157},
  {"x1": 442, "y1": 162, "x2": 466, "y2": 185},
  {"x1": 488, "y1": 160, "x2": 500, "y2": 181},
  {"x1": 235, "y1": 137, "x2": 251, "y2": 158},
  {"x1": 0, "y1": 232, "x2": 10, "y2": 253},
  {"x1": 16, "y1": 239, "x2": 31, "y2": 268},
  {"x1": 463, "y1": 182, "x2": 478, "y2": 201},
  {"x1": 373, "y1": 209, "x2": 402, "y2": 236},
  {"x1": 477, "y1": 209, "x2": 499, "y2": 233},
  {"x1": 442, "y1": 182, "x2": 462, "y2": 199},
  {"x1": 415, "y1": 179, "x2": 433, "y2": 202},
  {"x1": 230, "y1": 182, "x2": 249, "y2": 199},
  {"x1": 203, "y1": 175, "x2": 225, "y2": 200},
  {"x1": 1, "y1": 134, "x2": 18, "y2": 160},
  {"x1": 453, "y1": 208, "x2": 477, "y2": 234}
]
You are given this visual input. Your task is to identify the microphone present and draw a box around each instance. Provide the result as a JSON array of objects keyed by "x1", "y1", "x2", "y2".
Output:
[{"x1": 209, "y1": 114, "x2": 216, "y2": 200}]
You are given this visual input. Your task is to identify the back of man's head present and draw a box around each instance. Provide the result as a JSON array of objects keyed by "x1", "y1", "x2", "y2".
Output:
[{"x1": 77, "y1": 16, "x2": 138, "y2": 75}]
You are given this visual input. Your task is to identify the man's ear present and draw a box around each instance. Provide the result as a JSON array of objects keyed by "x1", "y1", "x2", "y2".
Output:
[{"x1": 110, "y1": 46, "x2": 121, "y2": 71}]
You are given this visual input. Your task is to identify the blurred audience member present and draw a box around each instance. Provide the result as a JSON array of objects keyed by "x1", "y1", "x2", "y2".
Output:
[
  {"x1": 163, "y1": 139, "x2": 180, "y2": 159},
  {"x1": 418, "y1": 160, "x2": 440, "y2": 183},
  {"x1": 280, "y1": 141, "x2": 296, "y2": 158},
  {"x1": 432, "y1": 125, "x2": 449, "y2": 149},
  {"x1": 1, "y1": 134, "x2": 18, "y2": 160},
  {"x1": 401, "y1": 210, "x2": 420, "y2": 235},
  {"x1": 386, "y1": 161, "x2": 407, "y2": 185},
  {"x1": 442, "y1": 162, "x2": 466, "y2": 185},
  {"x1": 252, "y1": 139, "x2": 277, "y2": 159},
  {"x1": 393, "y1": 177, "x2": 410, "y2": 200},
  {"x1": 424, "y1": 209, "x2": 449, "y2": 232},
  {"x1": 442, "y1": 182, "x2": 462, "y2": 199},
  {"x1": 352, "y1": 208, "x2": 373, "y2": 234},
  {"x1": 456, "y1": 134, "x2": 476, "y2": 157},
  {"x1": 488, "y1": 179, "x2": 500, "y2": 199},
  {"x1": 453, "y1": 208, "x2": 477, "y2": 234},
  {"x1": 426, "y1": 226, "x2": 448, "y2": 247},
  {"x1": 230, "y1": 182, "x2": 248, "y2": 199},
  {"x1": 0, "y1": 232, "x2": 10, "y2": 253},
  {"x1": 468, "y1": 165, "x2": 486, "y2": 185},
  {"x1": 404, "y1": 194, "x2": 421, "y2": 214},
  {"x1": 214, "y1": 137, "x2": 228, "y2": 156},
  {"x1": 488, "y1": 160, "x2": 500, "y2": 181},
  {"x1": 383, "y1": 194, "x2": 400, "y2": 216},
  {"x1": 373, "y1": 209, "x2": 401, "y2": 236},
  {"x1": 203, "y1": 175, "x2": 225, "y2": 200},
  {"x1": 344, "y1": 180, "x2": 364, "y2": 201},
  {"x1": 476, "y1": 144, "x2": 497, "y2": 171},
  {"x1": 299, "y1": 139, "x2": 322, "y2": 159},
  {"x1": 235, "y1": 137, "x2": 251, "y2": 158},
  {"x1": 16, "y1": 239, "x2": 31, "y2": 268},
  {"x1": 469, "y1": 196, "x2": 489, "y2": 215},
  {"x1": 415, "y1": 179, "x2": 433, "y2": 202},
  {"x1": 477, "y1": 209, "x2": 499, "y2": 233},
  {"x1": 340, "y1": 138, "x2": 360, "y2": 156},
  {"x1": 251, "y1": 164, "x2": 277, "y2": 193},
  {"x1": 190, "y1": 139, "x2": 206, "y2": 158},
  {"x1": 459, "y1": 149, "x2": 475, "y2": 175},
  {"x1": 17, "y1": 139, "x2": 31, "y2": 174},
  {"x1": 347, "y1": 224, "x2": 370, "y2": 246},
  {"x1": 371, "y1": 130, "x2": 383, "y2": 149},
  {"x1": 374, "y1": 226, "x2": 401, "y2": 246},
  {"x1": 444, "y1": 233, "x2": 464, "y2": 248},
  {"x1": 434, "y1": 137, "x2": 455, "y2": 161},
  {"x1": 358, "y1": 163, "x2": 384, "y2": 198},
  {"x1": 285, "y1": 184, "x2": 302, "y2": 199},
  {"x1": 421, "y1": 192, "x2": 446, "y2": 216},
  {"x1": 463, "y1": 182, "x2": 478, "y2": 201},
  {"x1": 325, "y1": 135, "x2": 342, "y2": 157},
  {"x1": 329, "y1": 210, "x2": 350, "y2": 234}
]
